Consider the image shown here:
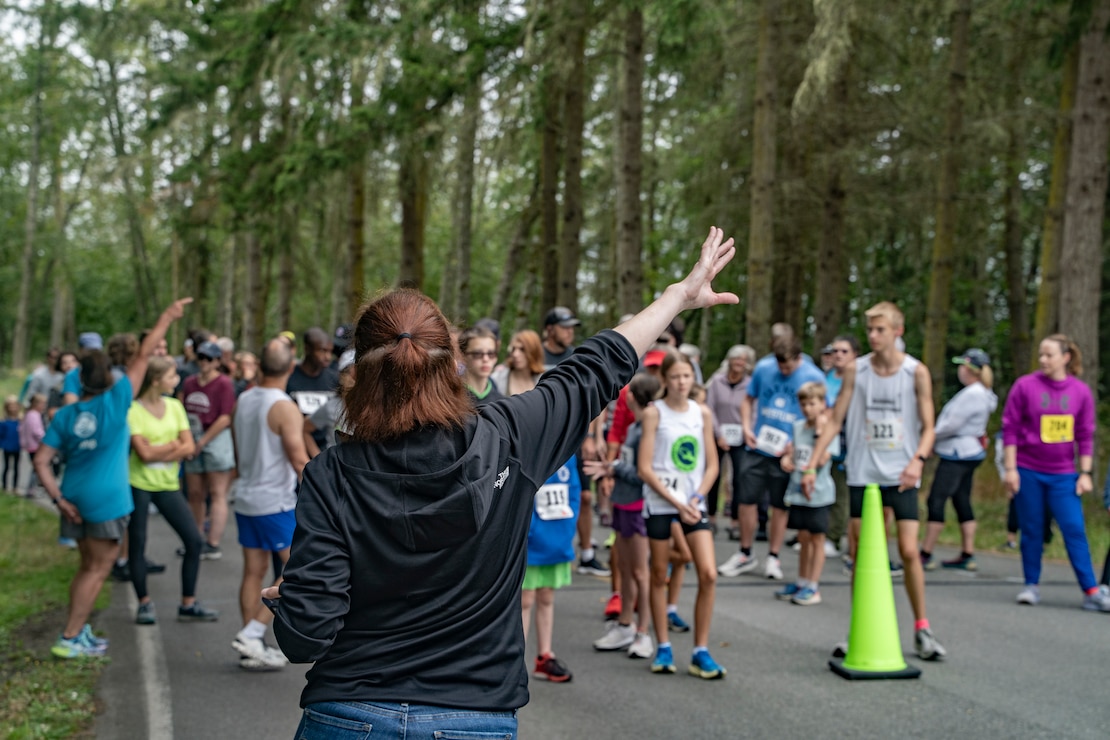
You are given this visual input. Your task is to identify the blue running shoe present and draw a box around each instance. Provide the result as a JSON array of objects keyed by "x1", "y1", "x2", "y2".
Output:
[
  {"x1": 651, "y1": 644, "x2": 676, "y2": 674},
  {"x1": 79, "y1": 624, "x2": 108, "y2": 649},
  {"x1": 791, "y1": 587, "x2": 822, "y2": 606},
  {"x1": 775, "y1": 583, "x2": 801, "y2": 601},
  {"x1": 688, "y1": 650, "x2": 726, "y2": 679},
  {"x1": 667, "y1": 612, "x2": 691, "y2": 633}
]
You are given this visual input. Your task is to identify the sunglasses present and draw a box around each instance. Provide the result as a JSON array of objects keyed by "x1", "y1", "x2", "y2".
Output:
[{"x1": 465, "y1": 351, "x2": 498, "y2": 360}]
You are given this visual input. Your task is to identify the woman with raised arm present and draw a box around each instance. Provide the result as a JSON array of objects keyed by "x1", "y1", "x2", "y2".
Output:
[
  {"x1": 268, "y1": 228, "x2": 736, "y2": 739},
  {"x1": 32, "y1": 298, "x2": 192, "y2": 658}
]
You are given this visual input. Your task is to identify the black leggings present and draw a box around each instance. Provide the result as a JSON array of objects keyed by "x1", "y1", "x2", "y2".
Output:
[
  {"x1": 129, "y1": 487, "x2": 204, "y2": 601},
  {"x1": 711, "y1": 445, "x2": 744, "y2": 518},
  {"x1": 2, "y1": 450, "x2": 19, "y2": 490},
  {"x1": 926, "y1": 458, "x2": 981, "y2": 524}
]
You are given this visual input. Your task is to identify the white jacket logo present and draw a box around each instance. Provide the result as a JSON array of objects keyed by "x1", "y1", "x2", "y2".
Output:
[{"x1": 494, "y1": 466, "x2": 509, "y2": 490}]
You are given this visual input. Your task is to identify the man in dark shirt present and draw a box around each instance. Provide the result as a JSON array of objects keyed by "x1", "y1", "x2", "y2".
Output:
[
  {"x1": 542, "y1": 306, "x2": 580, "y2": 370},
  {"x1": 286, "y1": 328, "x2": 340, "y2": 450}
]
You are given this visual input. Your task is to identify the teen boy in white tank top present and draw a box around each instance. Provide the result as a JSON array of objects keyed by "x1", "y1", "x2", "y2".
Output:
[{"x1": 805, "y1": 302, "x2": 946, "y2": 662}]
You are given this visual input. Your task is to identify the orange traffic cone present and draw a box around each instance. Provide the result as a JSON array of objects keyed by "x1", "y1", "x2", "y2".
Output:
[{"x1": 829, "y1": 483, "x2": 921, "y2": 680}]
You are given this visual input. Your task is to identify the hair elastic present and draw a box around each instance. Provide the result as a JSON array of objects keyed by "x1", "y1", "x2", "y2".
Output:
[{"x1": 397, "y1": 333, "x2": 412, "y2": 340}]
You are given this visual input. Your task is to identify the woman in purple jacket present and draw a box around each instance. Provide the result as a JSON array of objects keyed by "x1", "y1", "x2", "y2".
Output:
[{"x1": 1001, "y1": 335, "x2": 1109, "y2": 611}]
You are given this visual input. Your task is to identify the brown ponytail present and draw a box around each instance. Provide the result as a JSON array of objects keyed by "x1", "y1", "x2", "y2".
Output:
[
  {"x1": 343, "y1": 290, "x2": 472, "y2": 443},
  {"x1": 1045, "y1": 333, "x2": 1082, "y2": 377}
]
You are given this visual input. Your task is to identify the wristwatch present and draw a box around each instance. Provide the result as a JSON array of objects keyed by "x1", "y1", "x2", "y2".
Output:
[
  {"x1": 1080, "y1": 470, "x2": 1092, "y2": 476},
  {"x1": 916, "y1": 454, "x2": 928, "y2": 463}
]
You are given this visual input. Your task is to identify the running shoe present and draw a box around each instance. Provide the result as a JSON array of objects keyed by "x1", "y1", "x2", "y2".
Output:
[
  {"x1": 136, "y1": 601, "x2": 157, "y2": 625},
  {"x1": 755, "y1": 528, "x2": 768, "y2": 542},
  {"x1": 914, "y1": 627, "x2": 946, "y2": 661},
  {"x1": 726, "y1": 526, "x2": 740, "y2": 541},
  {"x1": 667, "y1": 611, "x2": 691, "y2": 633},
  {"x1": 718, "y1": 552, "x2": 758, "y2": 577},
  {"x1": 145, "y1": 558, "x2": 167, "y2": 574},
  {"x1": 841, "y1": 558, "x2": 854, "y2": 577},
  {"x1": 201, "y1": 543, "x2": 222, "y2": 560},
  {"x1": 577, "y1": 557, "x2": 611, "y2": 577},
  {"x1": 651, "y1": 644, "x2": 676, "y2": 674},
  {"x1": 594, "y1": 622, "x2": 636, "y2": 651},
  {"x1": 238, "y1": 654, "x2": 282, "y2": 672},
  {"x1": 232, "y1": 630, "x2": 288, "y2": 669},
  {"x1": 178, "y1": 602, "x2": 220, "y2": 622},
  {"x1": 111, "y1": 561, "x2": 131, "y2": 582},
  {"x1": 942, "y1": 554, "x2": 977, "y2": 571},
  {"x1": 627, "y1": 632, "x2": 654, "y2": 659},
  {"x1": 58, "y1": 537, "x2": 77, "y2": 549},
  {"x1": 774, "y1": 583, "x2": 801, "y2": 601},
  {"x1": 763, "y1": 555, "x2": 783, "y2": 581},
  {"x1": 52, "y1": 633, "x2": 106, "y2": 659},
  {"x1": 791, "y1": 587, "x2": 822, "y2": 606},
  {"x1": 824, "y1": 540, "x2": 840, "y2": 557},
  {"x1": 831, "y1": 639, "x2": 848, "y2": 659},
  {"x1": 688, "y1": 650, "x2": 726, "y2": 680},
  {"x1": 1082, "y1": 585, "x2": 1110, "y2": 612},
  {"x1": 1001, "y1": 540, "x2": 1017, "y2": 551},
  {"x1": 79, "y1": 624, "x2": 108, "y2": 649},
  {"x1": 920, "y1": 552, "x2": 937, "y2": 571},
  {"x1": 890, "y1": 561, "x2": 904, "y2": 579},
  {"x1": 604, "y1": 593, "x2": 622, "y2": 620},
  {"x1": 1016, "y1": 585, "x2": 1040, "y2": 605},
  {"x1": 533, "y1": 653, "x2": 572, "y2": 682}
]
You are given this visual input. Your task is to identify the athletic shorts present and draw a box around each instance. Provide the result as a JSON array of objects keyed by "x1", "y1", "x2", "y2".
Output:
[
  {"x1": 787, "y1": 504, "x2": 831, "y2": 534},
  {"x1": 522, "y1": 562, "x2": 572, "y2": 591},
  {"x1": 612, "y1": 507, "x2": 647, "y2": 538},
  {"x1": 737, "y1": 448, "x2": 790, "y2": 509},
  {"x1": 60, "y1": 514, "x2": 129, "y2": 542},
  {"x1": 183, "y1": 428, "x2": 235, "y2": 474},
  {"x1": 644, "y1": 513, "x2": 712, "y2": 541},
  {"x1": 236, "y1": 510, "x2": 296, "y2": 552},
  {"x1": 849, "y1": 485, "x2": 919, "y2": 521}
]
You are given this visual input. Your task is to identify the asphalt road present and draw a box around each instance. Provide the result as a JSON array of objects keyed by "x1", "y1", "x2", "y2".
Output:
[{"x1": 90, "y1": 508, "x2": 1109, "y2": 739}]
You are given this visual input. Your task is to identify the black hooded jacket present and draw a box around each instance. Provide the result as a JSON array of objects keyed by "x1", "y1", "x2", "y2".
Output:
[{"x1": 273, "y1": 330, "x2": 637, "y2": 710}]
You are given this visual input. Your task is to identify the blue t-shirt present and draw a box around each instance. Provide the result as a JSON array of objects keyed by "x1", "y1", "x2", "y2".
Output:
[
  {"x1": 0, "y1": 419, "x2": 20, "y2": 453},
  {"x1": 526, "y1": 455, "x2": 581, "y2": 567},
  {"x1": 825, "y1": 369, "x2": 843, "y2": 405},
  {"x1": 746, "y1": 358, "x2": 826, "y2": 458},
  {"x1": 43, "y1": 377, "x2": 135, "y2": 523}
]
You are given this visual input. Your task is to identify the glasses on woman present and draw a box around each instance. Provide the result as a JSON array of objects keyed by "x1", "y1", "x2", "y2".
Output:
[{"x1": 465, "y1": 351, "x2": 498, "y2": 360}]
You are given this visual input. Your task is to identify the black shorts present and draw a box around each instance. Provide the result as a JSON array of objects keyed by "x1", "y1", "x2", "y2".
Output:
[
  {"x1": 787, "y1": 504, "x2": 831, "y2": 534},
  {"x1": 644, "y1": 513, "x2": 713, "y2": 541},
  {"x1": 737, "y1": 448, "x2": 790, "y2": 510},
  {"x1": 848, "y1": 485, "x2": 919, "y2": 521}
]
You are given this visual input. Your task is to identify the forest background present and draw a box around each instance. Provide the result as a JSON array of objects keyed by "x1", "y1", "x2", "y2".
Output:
[{"x1": 2, "y1": 0, "x2": 1109, "y2": 407}]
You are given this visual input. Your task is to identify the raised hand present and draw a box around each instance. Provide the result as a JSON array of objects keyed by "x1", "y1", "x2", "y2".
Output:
[{"x1": 675, "y1": 227, "x2": 739, "y2": 312}]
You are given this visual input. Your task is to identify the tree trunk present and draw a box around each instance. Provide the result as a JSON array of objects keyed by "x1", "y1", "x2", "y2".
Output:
[
  {"x1": 922, "y1": 0, "x2": 971, "y2": 396},
  {"x1": 745, "y1": 0, "x2": 779, "y2": 350},
  {"x1": 492, "y1": 181, "x2": 540, "y2": 325},
  {"x1": 1032, "y1": 47, "x2": 1079, "y2": 356},
  {"x1": 615, "y1": 4, "x2": 644, "y2": 317},
  {"x1": 450, "y1": 74, "x2": 481, "y2": 322},
  {"x1": 399, "y1": 137, "x2": 428, "y2": 290},
  {"x1": 1001, "y1": 48, "x2": 1031, "y2": 375},
  {"x1": 278, "y1": 204, "x2": 296, "y2": 330},
  {"x1": 243, "y1": 230, "x2": 263, "y2": 351},
  {"x1": 539, "y1": 62, "x2": 562, "y2": 312},
  {"x1": 218, "y1": 234, "x2": 235, "y2": 337},
  {"x1": 559, "y1": 0, "x2": 588, "y2": 310},
  {"x1": 813, "y1": 75, "x2": 848, "y2": 349},
  {"x1": 12, "y1": 9, "x2": 50, "y2": 369},
  {"x1": 1058, "y1": 0, "x2": 1110, "y2": 398}
]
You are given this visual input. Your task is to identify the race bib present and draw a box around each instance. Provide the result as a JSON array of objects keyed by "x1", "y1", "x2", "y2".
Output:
[
  {"x1": 755, "y1": 425, "x2": 789, "y2": 456},
  {"x1": 146, "y1": 461, "x2": 172, "y2": 470},
  {"x1": 1040, "y1": 414, "x2": 1074, "y2": 444},
  {"x1": 292, "y1": 390, "x2": 333, "y2": 416},
  {"x1": 795, "y1": 444, "x2": 814, "y2": 470},
  {"x1": 534, "y1": 483, "x2": 574, "y2": 521},
  {"x1": 865, "y1": 417, "x2": 904, "y2": 451},
  {"x1": 720, "y1": 423, "x2": 744, "y2": 447}
]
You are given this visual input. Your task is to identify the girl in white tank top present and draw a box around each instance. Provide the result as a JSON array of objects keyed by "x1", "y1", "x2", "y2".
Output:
[{"x1": 637, "y1": 353, "x2": 725, "y2": 678}]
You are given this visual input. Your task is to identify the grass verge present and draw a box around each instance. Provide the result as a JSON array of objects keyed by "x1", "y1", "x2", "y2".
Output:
[{"x1": 0, "y1": 495, "x2": 108, "y2": 739}]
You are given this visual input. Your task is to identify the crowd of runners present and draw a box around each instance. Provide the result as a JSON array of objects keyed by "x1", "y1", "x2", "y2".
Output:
[{"x1": 6, "y1": 282, "x2": 1110, "y2": 686}]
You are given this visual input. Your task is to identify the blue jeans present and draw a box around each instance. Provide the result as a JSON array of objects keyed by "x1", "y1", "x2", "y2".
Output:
[
  {"x1": 295, "y1": 701, "x2": 516, "y2": 740},
  {"x1": 1014, "y1": 468, "x2": 1096, "y2": 591}
]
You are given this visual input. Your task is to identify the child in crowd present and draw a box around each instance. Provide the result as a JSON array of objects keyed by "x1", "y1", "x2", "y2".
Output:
[
  {"x1": 639, "y1": 352, "x2": 724, "y2": 678},
  {"x1": 588, "y1": 373, "x2": 659, "y2": 659},
  {"x1": 19, "y1": 394, "x2": 47, "y2": 496},
  {"x1": 778, "y1": 382, "x2": 838, "y2": 605},
  {"x1": 2, "y1": 396, "x2": 22, "y2": 492},
  {"x1": 522, "y1": 456, "x2": 581, "y2": 683}
]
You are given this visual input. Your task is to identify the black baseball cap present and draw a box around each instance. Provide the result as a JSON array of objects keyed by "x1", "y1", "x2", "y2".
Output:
[
  {"x1": 544, "y1": 306, "x2": 581, "y2": 328},
  {"x1": 952, "y1": 348, "x2": 990, "y2": 371}
]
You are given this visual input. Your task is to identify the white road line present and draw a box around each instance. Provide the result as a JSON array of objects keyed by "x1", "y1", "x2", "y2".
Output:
[{"x1": 126, "y1": 588, "x2": 174, "y2": 740}]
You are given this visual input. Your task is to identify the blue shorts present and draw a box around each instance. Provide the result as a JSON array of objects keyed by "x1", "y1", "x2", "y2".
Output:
[{"x1": 236, "y1": 510, "x2": 296, "y2": 552}]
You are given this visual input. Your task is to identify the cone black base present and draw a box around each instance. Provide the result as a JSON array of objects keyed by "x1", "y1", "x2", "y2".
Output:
[{"x1": 828, "y1": 659, "x2": 921, "y2": 680}]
